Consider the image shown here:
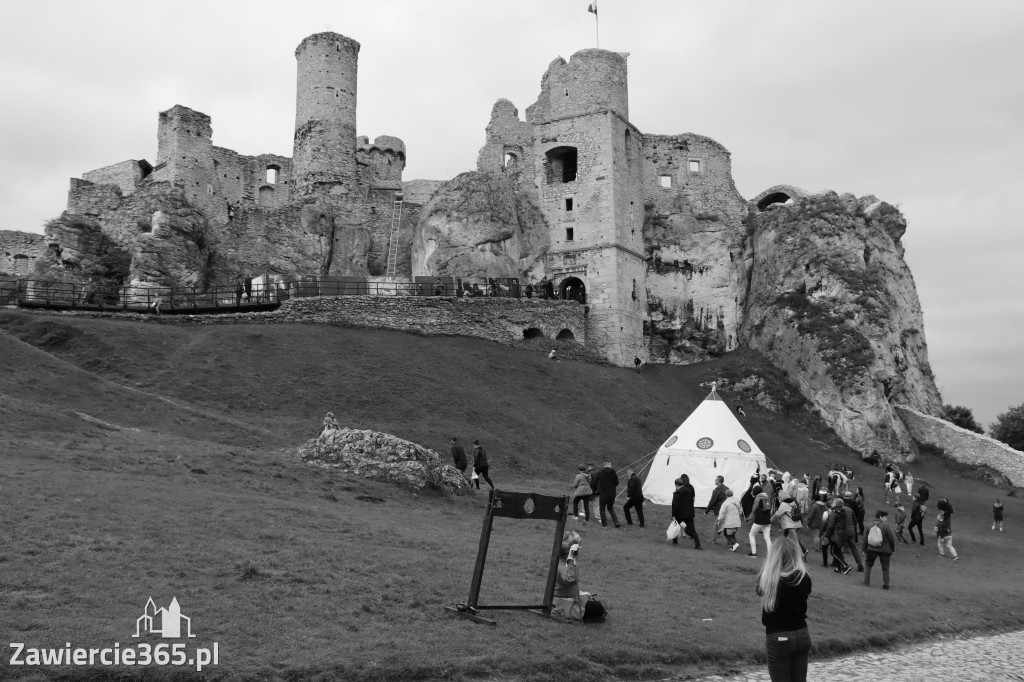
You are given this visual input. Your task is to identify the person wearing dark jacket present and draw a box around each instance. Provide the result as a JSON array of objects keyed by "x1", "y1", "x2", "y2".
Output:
[
  {"x1": 862, "y1": 509, "x2": 897, "y2": 589},
  {"x1": 824, "y1": 498, "x2": 851, "y2": 574},
  {"x1": 592, "y1": 461, "x2": 621, "y2": 528},
  {"x1": 622, "y1": 469, "x2": 645, "y2": 527},
  {"x1": 450, "y1": 437, "x2": 467, "y2": 476},
  {"x1": 705, "y1": 475, "x2": 728, "y2": 517},
  {"x1": 472, "y1": 440, "x2": 494, "y2": 489},
  {"x1": 841, "y1": 493, "x2": 865, "y2": 571},
  {"x1": 936, "y1": 498, "x2": 958, "y2": 560},
  {"x1": 908, "y1": 495, "x2": 927, "y2": 545},
  {"x1": 741, "y1": 474, "x2": 759, "y2": 519},
  {"x1": 917, "y1": 482, "x2": 930, "y2": 504},
  {"x1": 672, "y1": 474, "x2": 702, "y2": 549}
]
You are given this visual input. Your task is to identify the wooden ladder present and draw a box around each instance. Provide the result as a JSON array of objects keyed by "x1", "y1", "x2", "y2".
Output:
[{"x1": 385, "y1": 197, "x2": 404, "y2": 278}]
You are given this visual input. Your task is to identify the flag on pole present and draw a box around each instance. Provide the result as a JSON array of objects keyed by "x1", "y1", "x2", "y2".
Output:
[{"x1": 588, "y1": 2, "x2": 598, "y2": 15}]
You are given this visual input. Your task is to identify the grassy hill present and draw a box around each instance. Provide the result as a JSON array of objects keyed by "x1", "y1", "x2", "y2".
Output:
[{"x1": 1, "y1": 309, "x2": 1022, "y2": 681}]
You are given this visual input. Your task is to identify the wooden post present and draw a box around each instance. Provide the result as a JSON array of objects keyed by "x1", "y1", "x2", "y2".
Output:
[{"x1": 466, "y1": 488, "x2": 497, "y2": 610}]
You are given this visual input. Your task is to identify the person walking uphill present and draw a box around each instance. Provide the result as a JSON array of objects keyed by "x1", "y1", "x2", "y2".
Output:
[
  {"x1": 671, "y1": 475, "x2": 702, "y2": 549},
  {"x1": 592, "y1": 461, "x2": 621, "y2": 528},
  {"x1": 622, "y1": 469, "x2": 645, "y2": 528},
  {"x1": 472, "y1": 440, "x2": 494, "y2": 489},
  {"x1": 450, "y1": 437, "x2": 468, "y2": 477},
  {"x1": 571, "y1": 465, "x2": 593, "y2": 521},
  {"x1": 756, "y1": 536, "x2": 813, "y2": 682},
  {"x1": 862, "y1": 509, "x2": 897, "y2": 589},
  {"x1": 748, "y1": 487, "x2": 772, "y2": 557},
  {"x1": 936, "y1": 498, "x2": 959, "y2": 560}
]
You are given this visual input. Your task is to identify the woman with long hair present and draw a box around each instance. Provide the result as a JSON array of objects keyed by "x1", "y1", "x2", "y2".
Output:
[{"x1": 756, "y1": 535, "x2": 813, "y2": 682}]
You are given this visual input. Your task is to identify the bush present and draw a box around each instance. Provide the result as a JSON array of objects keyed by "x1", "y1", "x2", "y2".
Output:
[
  {"x1": 991, "y1": 403, "x2": 1024, "y2": 451},
  {"x1": 943, "y1": 404, "x2": 984, "y2": 434}
]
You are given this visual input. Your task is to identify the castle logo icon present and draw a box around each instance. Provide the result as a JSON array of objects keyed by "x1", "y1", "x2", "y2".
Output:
[{"x1": 133, "y1": 597, "x2": 196, "y2": 638}]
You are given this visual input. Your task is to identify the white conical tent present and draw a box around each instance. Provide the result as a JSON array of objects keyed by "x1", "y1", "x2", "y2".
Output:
[{"x1": 643, "y1": 385, "x2": 767, "y2": 506}]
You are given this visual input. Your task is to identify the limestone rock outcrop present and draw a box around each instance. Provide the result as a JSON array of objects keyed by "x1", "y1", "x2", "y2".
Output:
[
  {"x1": 297, "y1": 426, "x2": 470, "y2": 493},
  {"x1": 741, "y1": 192, "x2": 943, "y2": 461},
  {"x1": 411, "y1": 171, "x2": 549, "y2": 280}
]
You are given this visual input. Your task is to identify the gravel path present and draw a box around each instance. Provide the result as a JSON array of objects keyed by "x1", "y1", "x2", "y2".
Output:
[{"x1": 691, "y1": 629, "x2": 1024, "y2": 681}]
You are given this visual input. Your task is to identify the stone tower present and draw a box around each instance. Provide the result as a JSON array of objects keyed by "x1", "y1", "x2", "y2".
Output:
[
  {"x1": 292, "y1": 32, "x2": 360, "y2": 198},
  {"x1": 528, "y1": 49, "x2": 648, "y2": 366}
]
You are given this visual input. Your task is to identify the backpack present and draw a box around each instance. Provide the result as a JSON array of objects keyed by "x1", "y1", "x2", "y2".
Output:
[
  {"x1": 790, "y1": 503, "x2": 803, "y2": 523},
  {"x1": 867, "y1": 524, "x2": 884, "y2": 548}
]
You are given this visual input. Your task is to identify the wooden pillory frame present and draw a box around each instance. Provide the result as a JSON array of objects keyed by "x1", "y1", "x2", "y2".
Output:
[{"x1": 445, "y1": 489, "x2": 570, "y2": 625}]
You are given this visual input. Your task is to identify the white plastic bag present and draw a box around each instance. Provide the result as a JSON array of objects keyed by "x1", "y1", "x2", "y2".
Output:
[{"x1": 667, "y1": 519, "x2": 681, "y2": 541}]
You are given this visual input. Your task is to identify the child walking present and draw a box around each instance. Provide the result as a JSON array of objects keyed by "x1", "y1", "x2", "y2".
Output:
[
  {"x1": 894, "y1": 502, "x2": 907, "y2": 544},
  {"x1": 993, "y1": 498, "x2": 1004, "y2": 532}
]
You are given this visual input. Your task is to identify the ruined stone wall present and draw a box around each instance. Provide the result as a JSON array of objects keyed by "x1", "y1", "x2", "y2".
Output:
[
  {"x1": 293, "y1": 32, "x2": 360, "y2": 198},
  {"x1": 526, "y1": 49, "x2": 629, "y2": 123},
  {"x1": 896, "y1": 405, "x2": 1024, "y2": 487},
  {"x1": 0, "y1": 231, "x2": 48, "y2": 276},
  {"x1": 210, "y1": 147, "x2": 292, "y2": 211},
  {"x1": 476, "y1": 99, "x2": 534, "y2": 175},
  {"x1": 356, "y1": 135, "x2": 406, "y2": 189},
  {"x1": 83, "y1": 160, "x2": 146, "y2": 196},
  {"x1": 641, "y1": 133, "x2": 749, "y2": 363}
]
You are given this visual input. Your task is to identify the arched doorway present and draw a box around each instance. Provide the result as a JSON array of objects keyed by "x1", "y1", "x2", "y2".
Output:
[
  {"x1": 523, "y1": 328, "x2": 545, "y2": 340},
  {"x1": 556, "y1": 329, "x2": 575, "y2": 341},
  {"x1": 560, "y1": 277, "x2": 586, "y2": 304}
]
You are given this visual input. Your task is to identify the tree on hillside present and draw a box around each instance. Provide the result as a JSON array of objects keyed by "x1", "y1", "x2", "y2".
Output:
[
  {"x1": 943, "y1": 404, "x2": 984, "y2": 434},
  {"x1": 991, "y1": 403, "x2": 1024, "y2": 451}
]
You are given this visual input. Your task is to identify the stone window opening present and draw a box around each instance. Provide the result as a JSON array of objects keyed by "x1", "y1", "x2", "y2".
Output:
[
  {"x1": 545, "y1": 146, "x2": 578, "y2": 184},
  {"x1": 565, "y1": 198, "x2": 573, "y2": 211},
  {"x1": 688, "y1": 159, "x2": 701, "y2": 173},
  {"x1": 565, "y1": 227, "x2": 574, "y2": 241},
  {"x1": 632, "y1": 279, "x2": 637, "y2": 301},
  {"x1": 503, "y1": 151, "x2": 518, "y2": 169},
  {"x1": 560, "y1": 277, "x2": 586, "y2": 304},
  {"x1": 266, "y1": 165, "x2": 280, "y2": 184},
  {"x1": 659, "y1": 174, "x2": 673, "y2": 188}
]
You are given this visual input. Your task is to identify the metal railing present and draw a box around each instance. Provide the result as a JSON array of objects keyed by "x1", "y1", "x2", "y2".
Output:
[{"x1": 0, "y1": 275, "x2": 578, "y2": 315}]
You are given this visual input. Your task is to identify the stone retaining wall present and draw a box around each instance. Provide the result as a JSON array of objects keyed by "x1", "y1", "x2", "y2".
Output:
[
  {"x1": 19, "y1": 295, "x2": 587, "y2": 349},
  {"x1": 896, "y1": 404, "x2": 1024, "y2": 486}
]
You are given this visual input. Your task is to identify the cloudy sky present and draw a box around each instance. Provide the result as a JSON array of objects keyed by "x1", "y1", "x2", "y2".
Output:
[{"x1": 1, "y1": 0, "x2": 1021, "y2": 427}]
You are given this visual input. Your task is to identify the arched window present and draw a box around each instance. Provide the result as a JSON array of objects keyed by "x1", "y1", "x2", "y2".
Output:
[
  {"x1": 258, "y1": 185, "x2": 275, "y2": 207},
  {"x1": 266, "y1": 165, "x2": 281, "y2": 185},
  {"x1": 545, "y1": 146, "x2": 578, "y2": 184}
]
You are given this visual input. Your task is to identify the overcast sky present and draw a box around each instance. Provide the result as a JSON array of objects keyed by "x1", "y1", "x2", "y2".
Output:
[{"x1": 1, "y1": 0, "x2": 1021, "y2": 428}]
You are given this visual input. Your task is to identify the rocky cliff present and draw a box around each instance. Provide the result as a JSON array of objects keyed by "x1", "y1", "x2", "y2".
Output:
[
  {"x1": 411, "y1": 171, "x2": 548, "y2": 280},
  {"x1": 741, "y1": 192, "x2": 943, "y2": 460}
]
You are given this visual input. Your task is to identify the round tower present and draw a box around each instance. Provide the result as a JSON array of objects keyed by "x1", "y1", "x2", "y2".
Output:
[
  {"x1": 547, "y1": 49, "x2": 629, "y2": 121},
  {"x1": 292, "y1": 32, "x2": 360, "y2": 197}
]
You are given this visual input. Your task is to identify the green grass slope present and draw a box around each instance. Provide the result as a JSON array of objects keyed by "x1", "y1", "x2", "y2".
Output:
[{"x1": 1, "y1": 310, "x2": 1022, "y2": 681}]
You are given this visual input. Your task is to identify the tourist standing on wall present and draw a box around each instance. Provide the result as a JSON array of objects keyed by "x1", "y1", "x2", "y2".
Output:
[
  {"x1": 671, "y1": 474, "x2": 702, "y2": 549},
  {"x1": 756, "y1": 536, "x2": 813, "y2": 682},
  {"x1": 472, "y1": 440, "x2": 494, "y2": 489},
  {"x1": 862, "y1": 509, "x2": 897, "y2": 589},
  {"x1": 235, "y1": 279, "x2": 244, "y2": 306},
  {"x1": 450, "y1": 437, "x2": 467, "y2": 477},
  {"x1": 592, "y1": 461, "x2": 621, "y2": 528},
  {"x1": 243, "y1": 276, "x2": 252, "y2": 302},
  {"x1": 622, "y1": 468, "x2": 645, "y2": 528},
  {"x1": 571, "y1": 465, "x2": 593, "y2": 521}
]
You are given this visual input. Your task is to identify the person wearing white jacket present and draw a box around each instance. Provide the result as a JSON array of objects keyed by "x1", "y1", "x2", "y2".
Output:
[{"x1": 716, "y1": 489, "x2": 744, "y2": 552}]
